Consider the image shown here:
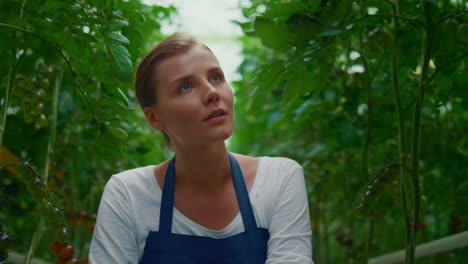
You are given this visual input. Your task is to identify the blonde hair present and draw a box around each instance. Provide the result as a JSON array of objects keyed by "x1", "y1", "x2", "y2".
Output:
[{"x1": 134, "y1": 33, "x2": 210, "y2": 149}]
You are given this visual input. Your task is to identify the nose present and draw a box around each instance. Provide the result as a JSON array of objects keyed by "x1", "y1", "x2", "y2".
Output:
[{"x1": 203, "y1": 82, "x2": 220, "y2": 105}]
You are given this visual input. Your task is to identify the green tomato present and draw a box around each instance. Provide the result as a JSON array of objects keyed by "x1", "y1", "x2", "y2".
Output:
[
  {"x1": 33, "y1": 103, "x2": 45, "y2": 114},
  {"x1": 21, "y1": 98, "x2": 33, "y2": 112},
  {"x1": 40, "y1": 78, "x2": 50, "y2": 88},
  {"x1": 47, "y1": 208, "x2": 63, "y2": 228},
  {"x1": 37, "y1": 114, "x2": 48, "y2": 127},
  {"x1": 23, "y1": 112, "x2": 34, "y2": 124},
  {"x1": 24, "y1": 77, "x2": 37, "y2": 91},
  {"x1": 13, "y1": 79, "x2": 26, "y2": 96},
  {"x1": 16, "y1": 162, "x2": 33, "y2": 182},
  {"x1": 35, "y1": 89, "x2": 46, "y2": 99},
  {"x1": 27, "y1": 178, "x2": 45, "y2": 201},
  {"x1": 43, "y1": 66, "x2": 55, "y2": 79}
]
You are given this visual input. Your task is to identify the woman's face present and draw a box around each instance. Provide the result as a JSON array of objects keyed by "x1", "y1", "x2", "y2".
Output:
[{"x1": 144, "y1": 45, "x2": 235, "y2": 148}]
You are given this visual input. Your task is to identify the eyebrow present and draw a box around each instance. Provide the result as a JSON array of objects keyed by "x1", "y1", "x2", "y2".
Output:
[{"x1": 169, "y1": 66, "x2": 223, "y2": 87}]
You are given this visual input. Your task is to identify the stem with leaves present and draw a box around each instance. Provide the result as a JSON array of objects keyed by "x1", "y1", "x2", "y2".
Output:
[{"x1": 25, "y1": 66, "x2": 64, "y2": 264}]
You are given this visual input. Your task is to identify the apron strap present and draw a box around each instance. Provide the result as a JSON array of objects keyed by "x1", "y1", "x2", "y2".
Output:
[
  {"x1": 158, "y1": 153, "x2": 258, "y2": 233},
  {"x1": 228, "y1": 152, "x2": 258, "y2": 231},
  {"x1": 159, "y1": 157, "x2": 176, "y2": 234}
]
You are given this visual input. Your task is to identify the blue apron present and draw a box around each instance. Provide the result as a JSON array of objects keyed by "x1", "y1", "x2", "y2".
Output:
[{"x1": 140, "y1": 153, "x2": 269, "y2": 264}]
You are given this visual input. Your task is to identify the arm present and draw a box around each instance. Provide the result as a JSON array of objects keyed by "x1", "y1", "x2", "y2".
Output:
[
  {"x1": 266, "y1": 163, "x2": 314, "y2": 264},
  {"x1": 89, "y1": 177, "x2": 139, "y2": 264}
]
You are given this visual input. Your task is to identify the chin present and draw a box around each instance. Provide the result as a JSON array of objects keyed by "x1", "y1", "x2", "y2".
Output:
[{"x1": 210, "y1": 127, "x2": 234, "y2": 142}]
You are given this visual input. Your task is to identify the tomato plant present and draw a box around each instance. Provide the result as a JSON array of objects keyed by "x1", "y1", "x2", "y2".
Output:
[
  {"x1": 0, "y1": 0, "x2": 174, "y2": 262},
  {"x1": 231, "y1": 0, "x2": 467, "y2": 263}
]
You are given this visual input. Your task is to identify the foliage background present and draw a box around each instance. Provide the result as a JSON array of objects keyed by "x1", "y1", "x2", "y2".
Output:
[
  {"x1": 0, "y1": 0, "x2": 174, "y2": 262},
  {"x1": 1, "y1": 0, "x2": 467, "y2": 263}
]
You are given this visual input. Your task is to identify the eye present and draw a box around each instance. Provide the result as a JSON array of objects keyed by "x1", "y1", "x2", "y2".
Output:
[
  {"x1": 209, "y1": 73, "x2": 222, "y2": 82},
  {"x1": 178, "y1": 83, "x2": 192, "y2": 93}
]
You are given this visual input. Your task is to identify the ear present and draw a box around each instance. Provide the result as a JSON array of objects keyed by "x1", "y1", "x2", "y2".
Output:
[{"x1": 144, "y1": 106, "x2": 166, "y2": 132}]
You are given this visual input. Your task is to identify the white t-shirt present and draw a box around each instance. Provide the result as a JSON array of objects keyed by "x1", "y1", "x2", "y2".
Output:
[{"x1": 89, "y1": 157, "x2": 314, "y2": 264}]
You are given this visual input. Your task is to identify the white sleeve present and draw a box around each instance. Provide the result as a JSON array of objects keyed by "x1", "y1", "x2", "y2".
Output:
[
  {"x1": 89, "y1": 177, "x2": 139, "y2": 264},
  {"x1": 266, "y1": 162, "x2": 314, "y2": 264}
]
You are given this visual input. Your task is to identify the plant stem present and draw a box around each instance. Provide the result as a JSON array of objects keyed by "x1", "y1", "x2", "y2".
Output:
[
  {"x1": 42, "y1": 65, "x2": 63, "y2": 185},
  {"x1": 358, "y1": 0, "x2": 368, "y2": 16},
  {"x1": 20, "y1": 0, "x2": 27, "y2": 18},
  {"x1": 361, "y1": 54, "x2": 372, "y2": 181},
  {"x1": 0, "y1": 53, "x2": 17, "y2": 152},
  {"x1": 24, "y1": 217, "x2": 44, "y2": 264},
  {"x1": 363, "y1": 219, "x2": 375, "y2": 263},
  {"x1": 407, "y1": 0, "x2": 433, "y2": 262},
  {"x1": 322, "y1": 207, "x2": 330, "y2": 264},
  {"x1": 389, "y1": 2, "x2": 412, "y2": 263}
]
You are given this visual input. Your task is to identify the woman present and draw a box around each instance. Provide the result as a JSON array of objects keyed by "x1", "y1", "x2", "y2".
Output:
[{"x1": 89, "y1": 33, "x2": 313, "y2": 263}]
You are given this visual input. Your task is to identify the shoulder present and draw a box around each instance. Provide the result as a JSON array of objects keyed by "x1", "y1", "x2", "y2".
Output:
[
  {"x1": 111, "y1": 165, "x2": 154, "y2": 183},
  {"x1": 255, "y1": 156, "x2": 305, "y2": 194},
  {"x1": 232, "y1": 153, "x2": 301, "y2": 170},
  {"x1": 103, "y1": 165, "x2": 157, "y2": 196},
  {"x1": 259, "y1": 156, "x2": 303, "y2": 175}
]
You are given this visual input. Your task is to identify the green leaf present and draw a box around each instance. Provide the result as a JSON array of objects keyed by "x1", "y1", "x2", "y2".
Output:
[
  {"x1": 109, "y1": 126, "x2": 128, "y2": 140},
  {"x1": 249, "y1": 60, "x2": 286, "y2": 112},
  {"x1": 105, "y1": 38, "x2": 133, "y2": 82},
  {"x1": 232, "y1": 20, "x2": 254, "y2": 35},
  {"x1": 253, "y1": 17, "x2": 291, "y2": 50},
  {"x1": 263, "y1": 1, "x2": 309, "y2": 19},
  {"x1": 286, "y1": 14, "x2": 322, "y2": 47},
  {"x1": 96, "y1": 73, "x2": 118, "y2": 84},
  {"x1": 110, "y1": 19, "x2": 130, "y2": 30},
  {"x1": 117, "y1": 87, "x2": 131, "y2": 107},
  {"x1": 106, "y1": 32, "x2": 130, "y2": 44},
  {"x1": 282, "y1": 65, "x2": 305, "y2": 103}
]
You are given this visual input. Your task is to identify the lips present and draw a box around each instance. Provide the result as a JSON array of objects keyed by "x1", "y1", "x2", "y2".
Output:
[{"x1": 204, "y1": 109, "x2": 227, "y2": 121}]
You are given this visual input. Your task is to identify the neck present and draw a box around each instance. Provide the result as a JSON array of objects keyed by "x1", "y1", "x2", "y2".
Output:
[{"x1": 172, "y1": 142, "x2": 230, "y2": 191}]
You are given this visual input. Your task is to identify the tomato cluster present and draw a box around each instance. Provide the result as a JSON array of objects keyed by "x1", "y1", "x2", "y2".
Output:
[
  {"x1": 13, "y1": 65, "x2": 55, "y2": 128},
  {"x1": 17, "y1": 161, "x2": 69, "y2": 225},
  {"x1": 67, "y1": 211, "x2": 96, "y2": 234},
  {"x1": 50, "y1": 240, "x2": 88, "y2": 264},
  {"x1": 49, "y1": 211, "x2": 94, "y2": 264},
  {"x1": 16, "y1": 161, "x2": 96, "y2": 262},
  {"x1": 50, "y1": 228, "x2": 82, "y2": 263},
  {"x1": 356, "y1": 164, "x2": 400, "y2": 218}
]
